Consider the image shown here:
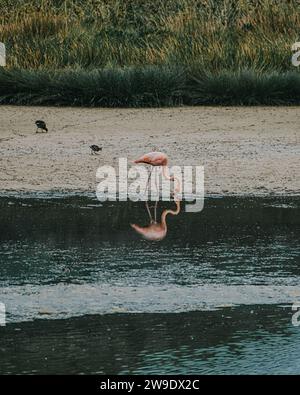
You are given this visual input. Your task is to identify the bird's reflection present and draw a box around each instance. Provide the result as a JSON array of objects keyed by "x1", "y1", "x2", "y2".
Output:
[{"x1": 131, "y1": 200, "x2": 181, "y2": 241}]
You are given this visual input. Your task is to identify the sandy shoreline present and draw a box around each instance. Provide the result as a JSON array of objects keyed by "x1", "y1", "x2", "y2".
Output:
[{"x1": 0, "y1": 106, "x2": 299, "y2": 197}]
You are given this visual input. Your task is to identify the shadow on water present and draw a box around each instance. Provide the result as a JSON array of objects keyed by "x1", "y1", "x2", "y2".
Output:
[
  {"x1": 0, "y1": 196, "x2": 299, "y2": 374},
  {"x1": 1, "y1": 306, "x2": 300, "y2": 374}
]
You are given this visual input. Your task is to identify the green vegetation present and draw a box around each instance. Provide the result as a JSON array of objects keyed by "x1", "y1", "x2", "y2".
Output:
[
  {"x1": 1, "y1": 67, "x2": 300, "y2": 106},
  {"x1": 0, "y1": 0, "x2": 300, "y2": 106}
]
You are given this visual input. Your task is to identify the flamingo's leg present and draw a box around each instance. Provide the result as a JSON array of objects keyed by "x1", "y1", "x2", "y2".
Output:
[
  {"x1": 144, "y1": 167, "x2": 153, "y2": 198},
  {"x1": 145, "y1": 201, "x2": 153, "y2": 223},
  {"x1": 154, "y1": 167, "x2": 159, "y2": 198},
  {"x1": 154, "y1": 200, "x2": 158, "y2": 223}
]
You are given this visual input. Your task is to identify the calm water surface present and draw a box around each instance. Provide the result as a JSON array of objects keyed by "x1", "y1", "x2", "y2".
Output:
[{"x1": 0, "y1": 196, "x2": 299, "y2": 374}]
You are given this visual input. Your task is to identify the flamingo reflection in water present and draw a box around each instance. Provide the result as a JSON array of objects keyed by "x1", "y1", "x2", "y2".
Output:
[
  {"x1": 131, "y1": 152, "x2": 181, "y2": 241},
  {"x1": 131, "y1": 200, "x2": 181, "y2": 241}
]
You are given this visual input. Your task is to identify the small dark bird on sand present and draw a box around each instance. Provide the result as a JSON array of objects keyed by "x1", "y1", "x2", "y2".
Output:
[
  {"x1": 90, "y1": 145, "x2": 102, "y2": 155},
  {"x1": 35, "y1": 120, "x2": 48, "y2": 133}
]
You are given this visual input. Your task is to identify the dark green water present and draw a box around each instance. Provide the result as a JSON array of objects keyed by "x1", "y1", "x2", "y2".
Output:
[{"x1": 0, "y1": 196, "x2": 299, "y2": 374}]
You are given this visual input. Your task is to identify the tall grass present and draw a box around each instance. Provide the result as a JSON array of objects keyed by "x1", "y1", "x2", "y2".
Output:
[
  {"x1": 1, "y1": 0, "x2": 299, "y2": 71},
  {"x1": 1, "y1": 67, "x2": 300, "y2": 106},
  {"x1": 0, "y1": 0, "x2": 300, "y2": 106},
  {"x1": 0, "y1": 66, "x2": 186, "y2": 106}
]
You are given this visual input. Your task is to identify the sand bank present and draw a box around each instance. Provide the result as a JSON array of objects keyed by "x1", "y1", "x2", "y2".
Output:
[{"x1": 0, "y1": 106, "x2": 299, "y2": 196}]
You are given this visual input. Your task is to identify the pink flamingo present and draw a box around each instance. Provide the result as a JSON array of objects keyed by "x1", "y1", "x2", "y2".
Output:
[
  {"x1": 134, "y1": 151, "x2": 182, "y2": 197},
  {"x1": 131, "y1": 200, "x2": 181, "y2": 241},
  {"x1": 134, "y1": 151, "x2": 175, "y2": 183},
  {"x1": 132, "y1": 152, "x2": 182, "y2": 240}
]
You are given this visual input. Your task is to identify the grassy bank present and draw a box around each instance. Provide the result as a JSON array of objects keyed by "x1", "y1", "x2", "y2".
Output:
[
  {"x1": 0, "y1": 0, "x2": 300, "y2": 106},
  {"x1": 1, "y1": 67, "x2": 300, "y2": 106}
]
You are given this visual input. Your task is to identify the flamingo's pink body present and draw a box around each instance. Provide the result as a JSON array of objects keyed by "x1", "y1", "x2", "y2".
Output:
[
  {"x1": 134, "y1": 151, "x2": 174, "y2": 184},
  {"x1": 131, "y1": 222, "x2": 167, "y2": 242},
  {"x1": 134, "y1": 151, "x2": 168, "y2": 167}
]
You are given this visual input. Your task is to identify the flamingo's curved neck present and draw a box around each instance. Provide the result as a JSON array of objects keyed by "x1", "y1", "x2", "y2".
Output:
[
  {"x1": 161, "y1": 201, "x2": 181, "y2": 230},
  {"x1": 162, "y1": 166, "x2": 181, "y2": 197},
  {"x1": 162, "y1": 165, "x2": 172, "y2": 180}
]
